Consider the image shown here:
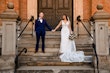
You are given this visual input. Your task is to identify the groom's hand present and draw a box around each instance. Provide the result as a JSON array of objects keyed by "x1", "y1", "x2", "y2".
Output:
[{"x1": 52, "y1": 29, "x2": 55, "y2": 32}]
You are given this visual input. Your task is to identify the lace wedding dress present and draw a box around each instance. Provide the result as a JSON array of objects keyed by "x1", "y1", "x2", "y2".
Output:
[{"x1": 59, "y1": 20, "x2": 85, "y2": 62}]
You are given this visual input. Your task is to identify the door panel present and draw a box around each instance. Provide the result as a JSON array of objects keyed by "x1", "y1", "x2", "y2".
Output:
[
  {"x1": 38, "y1": 0, "x2": 73, "y2": 30},
  {"x1": 56, "y1": 0, "x2": 72, "y2": 25}
]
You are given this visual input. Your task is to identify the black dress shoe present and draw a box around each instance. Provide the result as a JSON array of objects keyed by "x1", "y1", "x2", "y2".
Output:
[
  {"x1": 42, "y1": 51, "x2": 45, "y2": 53},
  {"x1": 35, "y1": 50, "x2": 38, "y2": 53}
]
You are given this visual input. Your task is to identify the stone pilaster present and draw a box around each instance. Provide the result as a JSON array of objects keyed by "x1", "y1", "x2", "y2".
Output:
[
  {"x1": 0, "y1": 2, "x2": 18, "y2": 73},
  {"x1": 93, "y1": 4, "x2": 110, "y2": 73},
  {"x1": 0, "y1": 2, "x2": 18, "y2": 56}
]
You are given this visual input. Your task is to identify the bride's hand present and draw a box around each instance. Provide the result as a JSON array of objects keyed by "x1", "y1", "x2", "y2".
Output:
[{"x1": 70, "y1": 31, "x2": 73, "y2": 34}]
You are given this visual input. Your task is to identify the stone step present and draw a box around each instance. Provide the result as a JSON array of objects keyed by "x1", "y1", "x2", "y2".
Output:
[
  {"x1": 19, "y1": 57, "x2": 93, "y2": 66},
  {"x1": 18, "y1": 48, "x2": 93, "y2": 53},
  {"x1": 19, "y1": 52, "x2": 58, "y2": 57},
  {"x1": 18, "y1": 48, "x2": 60, "y2": 53},
  {"x1": 21, "y1": 34, "x2": 92, "y2": 39},
  {"x1": 19, "y1": 56, "x2": 61, "y2": 64},
  {"x1": 19, "y1": 61, "x2": 93, "y2": 67},
  {"x1": 18, "y1": 56, "x2": 93, "y2": 63},
  {"x1": 26, "y1": 62, "x2": 93, "y2": 66},
  {"x1": 18, "y1": 37, "x2": 61, "y2": 43},
  {"x1": 22, "y1": 31, "x2": 93, "y2": 37},
  {"x1": 18, "y1": 43, "x2": 93, "y2": 48},
  {"x1": 19, "y1": 55, "x2": 93, "y2": 61},
  {"x1": 19, "y1": 51, "x2": 93, "y2": 56},
  {"x1": 17, "y1": 43, "x2": 60, "y2": 48},
  {"x1": 18, "y1": 40, "x2": 61, "y2": 44},
  {"x1": 18, "y1": 50, "x2": 94, "y2": 57},
  {"x1": 17, "y1": 66, "x2": 94, "y2": 73},
  {"x1": 18, "y1": 36, "x2": 92, "y2": 44},
  {"x1": 21, "y1": 35, "x2": 61, "y2": 39},
  {"x1": 19, "y1": 61, "x2": 93, "y2": 66},
  {"x1": 18, "y1": 40, "x2": 93, "y2": 46},
  {"x1": 22, "y1": 31, "x2": 61, "y2": 36}
]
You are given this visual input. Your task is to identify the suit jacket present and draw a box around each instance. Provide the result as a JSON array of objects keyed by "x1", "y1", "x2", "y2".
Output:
[{"x1": 35, "y1": 19, "x2": 52, "y2": 33}]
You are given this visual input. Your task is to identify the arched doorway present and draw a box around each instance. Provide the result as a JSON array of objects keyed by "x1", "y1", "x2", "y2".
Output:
[{"x1": 38, "y1": 0, "x2": 73, "y2": 30}]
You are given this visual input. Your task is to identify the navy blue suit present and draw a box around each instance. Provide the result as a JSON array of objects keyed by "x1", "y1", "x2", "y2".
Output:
[{"x1": 35, "y1": 19, "x2": 52, "y2": 52}]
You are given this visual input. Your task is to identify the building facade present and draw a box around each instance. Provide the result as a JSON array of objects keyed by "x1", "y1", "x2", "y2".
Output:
[
  {"x1": 0, "y1": 0, "x2": 110, "y2": 73},
  {"x1": 0, "y1": 0, "x2": 110, "y2": 24},
  {"x1": 1, "y1": 0, "x2": 110, "y2": 48}
]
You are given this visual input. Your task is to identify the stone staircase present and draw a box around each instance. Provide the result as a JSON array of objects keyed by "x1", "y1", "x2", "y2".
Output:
[{"x1": 17, "y1": 31, "x2": 95, "y2": 73}]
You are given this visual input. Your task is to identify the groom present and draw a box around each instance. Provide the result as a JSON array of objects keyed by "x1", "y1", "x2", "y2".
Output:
[{"x1": 35, "y1": 12, "x2": 52, "y2": 53}]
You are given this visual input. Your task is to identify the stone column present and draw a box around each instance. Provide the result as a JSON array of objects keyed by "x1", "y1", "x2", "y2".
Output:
[
  {"x1": 27, "y1": 0, "x2": 37, "y2": 19},
  {"x1": 0, "y1": 2, "x2": 18, "y2": 73},
  {"x1": 93, "y1": 4, "x2": 110, "y2": 73},
  {"x1": 74, "y1": 0, "x2": 84, "y2": 35}
]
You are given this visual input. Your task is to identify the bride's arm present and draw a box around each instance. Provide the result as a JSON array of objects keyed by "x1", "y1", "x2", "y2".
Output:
[
  {"x1": 68, "y1": 21, "x2": 73, "y2": 34},
  {"x1": 53, "y1": 21, "x2": 62, "y2": 31}
]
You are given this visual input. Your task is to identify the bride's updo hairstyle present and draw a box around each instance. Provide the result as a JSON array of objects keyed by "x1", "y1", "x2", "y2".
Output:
[{"x1": 63, "y1": 14, "x2": 68, "y2": 21}]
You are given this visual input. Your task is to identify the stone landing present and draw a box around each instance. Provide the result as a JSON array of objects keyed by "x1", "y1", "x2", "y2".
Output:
[{"x1": 17, "y1": 66, "x2": 94, "y2": 73}]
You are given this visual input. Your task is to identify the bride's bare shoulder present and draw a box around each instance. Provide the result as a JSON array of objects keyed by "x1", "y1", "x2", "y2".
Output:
[
  {"x1": 61, "y1": 20, "x2": 64, "y2": 22},
  {"x1": 59, "y1": 20, "x2": 63, "y2": 23}
]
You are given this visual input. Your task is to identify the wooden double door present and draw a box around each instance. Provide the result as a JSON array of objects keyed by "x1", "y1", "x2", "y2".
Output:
[{"x1": 38, "y1": 0, "x2": 73, "y2": 30}]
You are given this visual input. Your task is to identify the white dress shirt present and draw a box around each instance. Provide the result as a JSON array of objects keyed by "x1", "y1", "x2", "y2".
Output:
[{"x1": 39, "y1": 18, "x2": 43, "y2": 23}]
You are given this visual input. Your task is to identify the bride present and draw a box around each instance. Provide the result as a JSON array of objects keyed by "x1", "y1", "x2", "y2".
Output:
[{"x1": 52, "y1": 14, "x2": 85, "y2": 62}]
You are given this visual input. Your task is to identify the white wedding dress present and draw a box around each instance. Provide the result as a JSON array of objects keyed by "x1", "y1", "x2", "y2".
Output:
[{"x1": 59, "y1": 20, "x2": 85, "y2": 62}]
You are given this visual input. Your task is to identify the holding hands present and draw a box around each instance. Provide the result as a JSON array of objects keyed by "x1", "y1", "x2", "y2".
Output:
[
  {"x1": 70, "y1": 31, "x2": 73, "y2": 34},
  {"x1": 52, "y1": 29, "x2": 56, "y2": 32}
]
